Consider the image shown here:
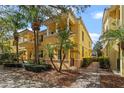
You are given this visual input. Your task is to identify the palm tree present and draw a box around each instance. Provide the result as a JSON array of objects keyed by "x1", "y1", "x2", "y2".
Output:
[
  {"x1": 45, "y1": 30, "x2": 75, "y2": 72},
  {"x1": 19, "y1": 6, "x2": 59, "y2": 64},
  {"x1": 45, "y1": 44, "x2": 59, "y2": 72},
  {"x1": 57, "y1": 29, "x2": 75, "y2": 72},
  {"x1": 0, "y1": 8, "x2": 27, "y2": 62},
  {"x1": 100, "y1": 28, "x2": 124, "y2": 72},
  {"x1": 93, "y1": 41, "x2": 102, "y2": 57}
]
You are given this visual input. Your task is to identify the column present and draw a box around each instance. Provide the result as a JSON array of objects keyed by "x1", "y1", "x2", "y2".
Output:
[
  {"x1": 47, "y1": 27, "x2": 49, "y2": 36},
  {"x1": 120, "y1": 5, "x2": 124, "y2": 28},
  {"x1": 115, "y1": 9, "x2": 118, "y2": 27},
  {"x1": 56, "y1": 23, "x2": 58, "y2": 33},
  {"x1": 67, "y1": 13, "x2": 69, "y2": 31}
]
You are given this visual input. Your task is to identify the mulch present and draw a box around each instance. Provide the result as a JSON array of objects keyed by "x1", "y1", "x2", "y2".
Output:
[
  {"x1": 7, "y1": 68, "x2": 80, "y2": 87},
  {"x1": 100, "y1": 75, "x2": 124, "y2": 88}
]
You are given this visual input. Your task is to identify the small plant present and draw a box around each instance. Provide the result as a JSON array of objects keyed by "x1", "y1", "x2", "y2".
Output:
[
  {"x1": 82, "y1": 58, "x2": 92, "y2": 67},
  {"x1": 0, "y1": 53, "x2": 17, "y2": 64},
  {"x1": 98, "y1": 57, "x2": 110, "y2": 69}
]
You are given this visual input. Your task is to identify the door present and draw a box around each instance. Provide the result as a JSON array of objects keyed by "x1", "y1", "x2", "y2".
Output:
[
  {"x1": 122, "y1": 49, "x2": 124, "y2": 75},
  {"x1": 70, "y1": 50, "x2": 74, "y2": 66},
  {"x1": 117, "y1": 58, "x2": 120, "y2": 72},
  {"x1": 70, "y1": 58, "x2": 74, "y2": 66}
]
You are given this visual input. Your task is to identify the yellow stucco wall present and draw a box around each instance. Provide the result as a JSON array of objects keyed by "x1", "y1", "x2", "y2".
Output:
[
  {"x1": 102, "y1": 5, "x2": 124, "y2": 76},
  {"x1": 16, "y1": 11, "x2": 92, "y2": 69}
]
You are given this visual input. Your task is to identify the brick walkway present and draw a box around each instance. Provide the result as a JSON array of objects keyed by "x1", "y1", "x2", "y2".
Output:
[
  {"x1": 70, "y1": 62, "x2": 113, "y2": 88},
  {"x1": 70, "y1": 62, "x2": 101, "y2": 88}
]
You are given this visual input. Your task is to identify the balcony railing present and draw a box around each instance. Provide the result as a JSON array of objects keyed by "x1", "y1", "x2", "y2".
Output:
[
  {"x1": 109, "y1": 17, "x2": 120, "y2": 29},
  {"x1": 19, "y1": 39, "x2": 33, "y2": 44}
]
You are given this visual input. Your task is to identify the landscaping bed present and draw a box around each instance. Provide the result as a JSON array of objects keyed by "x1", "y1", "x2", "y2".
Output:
[
  {"x1": 0, "y1": 68, "x2": 79, "y2": 87},
  {"x1": 100, "y1": 75, "x2": 124, "y2": 88}
]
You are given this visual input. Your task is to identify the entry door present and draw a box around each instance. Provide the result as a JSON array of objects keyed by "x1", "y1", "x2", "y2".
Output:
[
  {"x1": 117, "y1": 58, "x2": 120, "y2": 72},
  {"x1": 70, "y1": 58, "x2": 74, "y2": 66},
  {"x1": 70, "y1": 51, "x2": 74, "y2": 66},
  {"x1": 122, "y1": 50, "x2": 124, "y2": 75}
]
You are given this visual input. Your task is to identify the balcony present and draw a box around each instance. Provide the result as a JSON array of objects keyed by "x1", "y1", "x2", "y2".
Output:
[
  {"x1": 109, "y1": 17, "x2": 120, "y2": 30},
  {"x1": 19, "y1": 38, "x2": 33, "y2": 47},
  {"x1": 44, "y1": 31, "x2": 57, "y2": 38}
]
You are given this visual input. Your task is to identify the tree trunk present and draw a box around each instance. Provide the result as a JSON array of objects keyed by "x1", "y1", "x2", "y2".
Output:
[
  {"x1": 34, "y1": 30, "x2": 37, "y2": 64},
  {"x1": 36, "y1": 30, "x2": 39, "y2": 64},
  {"x1": 1, "y1": 39, "x2": 4, "y2": 53},
  {"x1": 14, "y1": 31, "x2": 19, "y2": 63},
  {"x1": 50, "y1": 57, "x2": 59, "y2": 72},
  {"x1": 120, "y1": 43, "x2": 123, "y2": 75},
  {"x1": 59, "y1": 52, "x2": 66, "y2": 72},
  {"x1": 58, "y1": 43, "x2": 63, "y2": 72},
  {"x1": 16, "y1": 38, "x2": 19, "y2": 63}
]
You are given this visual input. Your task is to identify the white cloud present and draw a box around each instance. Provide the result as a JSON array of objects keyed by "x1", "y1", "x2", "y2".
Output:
[
  {"x1": 89, "y1": 32, "x2": 100, "y2": 44},
  {"x1": 92, "y1": 12, "x2": 103, "y2": 19}
]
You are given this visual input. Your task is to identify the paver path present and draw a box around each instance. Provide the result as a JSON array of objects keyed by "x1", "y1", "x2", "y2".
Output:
[
  {"x1": 70, "y1": 62, "x2": 113, "y2": 88},
  {"x1": 70, "y1": 62, "x2": 101, "y2": 88}
]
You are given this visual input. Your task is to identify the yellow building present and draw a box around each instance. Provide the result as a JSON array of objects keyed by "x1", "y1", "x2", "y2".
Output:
[
  {"x1": 18, "y1": 11, "x2": 92, "y2": 69},
  {"x1": 102, "y1": 5, "x2": 124, "y2": 76}
]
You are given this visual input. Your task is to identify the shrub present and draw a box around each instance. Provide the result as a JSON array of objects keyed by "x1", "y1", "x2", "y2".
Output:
[
  {"x1": 92, "y1": 57, "x2": 98, "y2": 62},
  {"x1": 0, "y1": 53, "x2": 17, "y2": 63},
  {"x1": 98, "y1": 57, "x2": 110, "y2": 69},
  {"x1": 24, "y1": 63, "x2": 52, "y2": 73},
  {"x1": 3, "y1": 63, "x2": 23, "y2": 68},
  {"x1": 82, "y1": 58, "x2": 92, "y2": 67},
  {"x1": 0, "y1": 61, "x2": 3, "y2": 65}
]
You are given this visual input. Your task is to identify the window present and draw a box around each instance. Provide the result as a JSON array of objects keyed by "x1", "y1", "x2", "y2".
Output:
[
  {"x1": 40, "y1": 35, "x2": 43, "y2": 42},
  {"x1": 82, "y1": 32, "x2": 84, "y2": 41},
  {"x1": 89, "y1": 41, "x2": 91, "y2": 48},
  {"x1": 40, "y1": 50, "x2": 43, "y2": 58},
  {"x1": 82, "y1": 47, "x2": 84, "y2": 57},
  {"x1": 51, "y1": 32, "x2": 54, "y2": 34},
  {"x1": 89, "y1": 53, "x2": 91, "y2": 56}
]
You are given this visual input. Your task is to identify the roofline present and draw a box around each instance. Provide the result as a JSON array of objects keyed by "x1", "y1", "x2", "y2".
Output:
[
  {"x1": 18, "y1": 28, "x2": 33, "y2": 34},
  {"x1": 42, "y1": 10, "x2": 76, "y2": 25},
  {"x1": 77, "y1": 18, "x2": 93, "y2": 43}
]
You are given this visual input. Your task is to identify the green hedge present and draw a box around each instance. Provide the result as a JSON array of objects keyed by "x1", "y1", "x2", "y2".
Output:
[
  {"x1": 24, "y1": 63, "x2": 52, "y2": 73},
  {"x1": 0, "y1": 53, "x2": 17, "y2": 64},
  {"x1": 98, "y1": 57, "x2": 110, "y2": 69},
  {"x1": 3, "y1": 63, "x2": 23, "y2": 68},
  {"x1": 82, "y1": 58, "x2": 92, "y2": 67}
]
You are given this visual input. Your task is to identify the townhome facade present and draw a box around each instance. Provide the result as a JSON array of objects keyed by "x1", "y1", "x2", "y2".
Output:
[
  {"x1": 102, "y1": 5, "x2": 124, "y2": 76},
  {"x1": 17, "y1": 11, "x2": 92, "y2": 69}
]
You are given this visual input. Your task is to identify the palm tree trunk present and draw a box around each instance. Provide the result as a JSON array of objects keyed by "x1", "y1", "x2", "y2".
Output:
[
  {"x1": 36, "y1": 30, "x2": 39, "y2": 64},
  {"x1": 50, "y1": 57, "x2": 59, "y2": 72},
  {"x1": 34, "y1": 30, "x2": 37, "y2": 64},
  {"x1": 32, "y1": 21, "x2": 40, "y2": 64},
  {"x1": 59, "y1": 51, "x2": 66, "y2": 72},
  {"x1": 1, "y1": 39, "x2": 4, "y2": 53},
  {"x1": 14, "y1": 31, "x2": 19, "y2": 63},
  {"x1": 58, "y1": 43, "x2": 62, "y2": 72},
  {"x1": 16, "y1": 39, "x2": 19, "y2": 63},
  {"x1": 120, "y1": 43, "x2": 123, "y2": 75}
]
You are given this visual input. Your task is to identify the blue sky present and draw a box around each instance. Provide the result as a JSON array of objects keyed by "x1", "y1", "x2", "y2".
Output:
[{"x1": 77, "y1": 5, "x2": 109, "y2": 44}]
